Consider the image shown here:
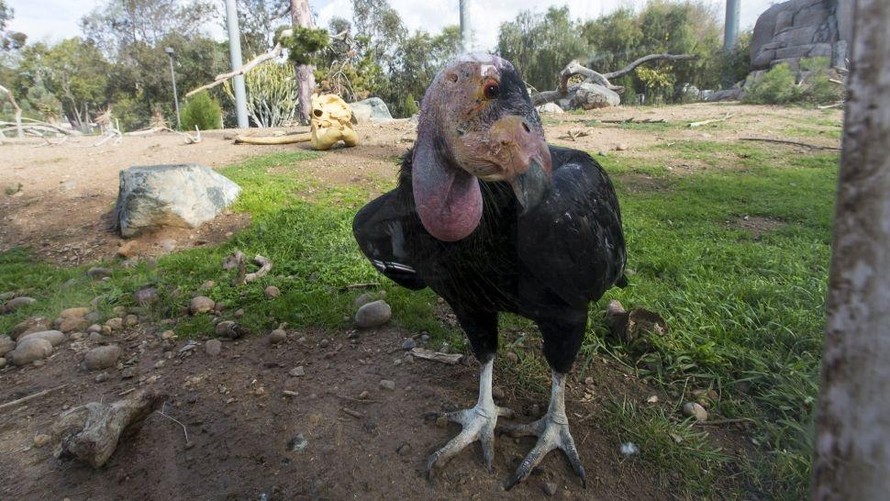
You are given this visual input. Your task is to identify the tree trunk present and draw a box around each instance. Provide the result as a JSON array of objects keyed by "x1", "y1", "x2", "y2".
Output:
[
  {"x1": 291, "y1": 0, "x2": 316, "y2": 125},
  {"x1": 812, "y1": 0, "x2": 890, "y2": 499}
]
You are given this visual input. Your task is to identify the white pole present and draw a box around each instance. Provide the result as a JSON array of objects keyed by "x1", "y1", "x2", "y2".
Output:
[{"x1": 225, "y1": 0, "x2": 249, "y2": 128}]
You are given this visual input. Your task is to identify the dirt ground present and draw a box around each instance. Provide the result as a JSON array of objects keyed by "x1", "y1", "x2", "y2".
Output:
[{"x1": 0, "y1": 103, "x2": 841, "y2": 500}]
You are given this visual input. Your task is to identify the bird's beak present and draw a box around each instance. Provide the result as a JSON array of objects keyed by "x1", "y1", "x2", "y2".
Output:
[{"x1": 488, "y1": 115, "x2": 553, "y2": 213}]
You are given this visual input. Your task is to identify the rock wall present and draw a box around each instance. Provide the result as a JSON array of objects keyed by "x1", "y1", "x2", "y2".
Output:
[{"x1": 750, "y1": 0, "x2": 851, "y2": 71}]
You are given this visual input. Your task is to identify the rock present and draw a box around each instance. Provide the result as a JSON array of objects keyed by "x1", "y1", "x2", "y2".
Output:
[
  {"x1": 682, "y1": 402, "x2": 708, "y2": 422},
  {"x1": 616, "y1": 143, "x2": 629, "y2": 151},
  {"x1": 536, "y1": 102, "x2": 564, "y2": 114},
  {"x1": 89, "y1": 332, "x2": 106, "y2": 344},
  {"x1": 268, "y1": 329, "x2": 287, "y2": 344},
  {"x1": 0, "y1": 335, "x2": 14, "y2": 356},
  {"x1": 492, "y1": 386, "x2": 506, "y2": 401},
  {"x1": 542, "y1": 482, "x2": 558, "y2": 497},
  {"x1": 353, "y1": 292, "x2": 376, "y2": 309},
  {"x1": 234, "y1": 308, "x2": 245, "y2": 318},
  {"x1": 33, "y1": 434, "x2": 52, "y2": 448},
  {"x1": 10, "y1": 317, "x2": 51, "y2": 341},
  {"x1": 435, "y1": 415, "x2": 448, "y2": 428},
  {"x1": 59, "y1": 307, "x2": 90, "y2": 319},
  {"x1": 87, "y1": 267, "x2": 113, "y2": 279},
  {"x1": 355, "y1": 300, "x2": 391, "y2": 328},
  {"x1": 505, "y1": 351, "x2": 519, "y2": 363},
  {"x1": 160, "y1": 330, "x2": 176, "y2": 340},
  {"x1": 113, "y1": 164, "x2": 241, "y2": 237},
  {"x1": 56, "y1": 316, "x2": 88, "y2": 333},
  {"x1": 9, "y1": 337, "x2": 53, "y2": 366},
  {"x1": 215, "y1": 321, "x2": 241, "y2": 339},
  {"x1": 396, "y1": 442, "x2": 412, "y2": 456},
  {"x1": 264, "y1": 285, "x2": 281, "y2": 299},
  {"x1": 574, "y1": 82, "x2": 621, "y2": 109},
  {"x1": 18, "y1": 330, "x2": 66, "y2": 347},
  {"x1": 95, "y1": 372, "x2": 110, "y2": 383},
  {"x1": 289, "y1": 366, "x2": 305, "y2": 377},
  {"x1": 349, "y1": 97, "x2": 393, "y2": 122},
  {"x1": 205, "y1": 339, "x2": 222, "y2": 356},
  {"x1": 70, "y1": 332, "x2": 86, "y2": 341},
  {"x1": 105, "y1": 317, "x2": 124, "y2": 331},
  {"x1": 0, "y1": 357, "x2": 5, "y2": 368},
  {"x1": 401, "y1": 338, "x2": 417, "y2": 350},
  {"x1": 379, "y1": 379, "x2": 396, "y2": 391},
  {"x1": 84, "y1": 345, "x2": 122, "y2": 370},
  {"x1": 125, "y1": 314, "x2": 139, "y2": 327},
  {"x1": 2, "y1": 296, "x2": 36, "y2": 314},
  {"x1": 134, "y1": 286, "x2": 160, "y2": 306},
  {"x1": 190, "y1": 296, "x2": 215, "y2": 314},
  {"x1": 86, "y1": 324, "x2": 102, "y2": 334}
]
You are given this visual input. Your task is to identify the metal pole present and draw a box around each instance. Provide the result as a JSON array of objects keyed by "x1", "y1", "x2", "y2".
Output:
[
  {"x1": 723, "y1": 0, "x2": 740, "y2": 51},
  {"x1": 459, "y1": 0, "x2": 471, "y2": 53},
  {"x1": 165, "y1": 49, "x2": 182, "y2": 130},
  {"x1": 225, "y1": 0, "x2": 249, "y2": 128}
]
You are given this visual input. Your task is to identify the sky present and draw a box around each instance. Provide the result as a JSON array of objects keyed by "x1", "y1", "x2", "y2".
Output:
[{"x1": 6, "y1": 0, "x2": 778, "y2": 51}]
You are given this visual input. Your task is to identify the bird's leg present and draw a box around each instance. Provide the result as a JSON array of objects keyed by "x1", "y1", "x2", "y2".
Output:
[
  {"x1": 426, "y1": 358, "x2": 514, "y2": 476},
  {"x1": 502, "y1": 371, "x2": 586, "y2": 489}
]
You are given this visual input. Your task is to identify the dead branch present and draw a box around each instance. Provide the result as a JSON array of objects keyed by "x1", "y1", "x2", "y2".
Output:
[
  {"x1": 602, "y1": 53, "x2": 699, "y2": 80},
  {"x1": 410, "y1": 347, "x2": 463, "y2": 365},
  {"x1": 688, "y1": 113, "x2": 734, "y2": 127},
  {"x1": 223, "y1": 251, "x2": 272, "y2": 285},
  {"x1": 818, "y1": 101, "x2": 845, "y2": 110},
  {"x1": 186, "y1": 29, "x2": 293, "y2": 98},
  {"x1": 52, "y1": 389, "x2": 165, "y2": 468},
  {"x1": 157, "y1": 402, "x2": 189, "y2": 444},
  {"x1": 600, "y1": 118, "x2": 667, "y2": 124},
  {"x1": 0, "y1": 384, "x2": 69, "y2": 412},
  {"x1": 233, "y1": 132, "x2": 312, "y2": 145},
  {"x1": 739, "y1": 137, "x2": 841, "y2": 151},
  {"x1": 0, "y1": 84, "x2": 23, "y2": 138}
]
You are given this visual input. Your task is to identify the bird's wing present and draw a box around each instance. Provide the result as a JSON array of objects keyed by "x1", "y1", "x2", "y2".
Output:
[{"x1": 517, "y1": 147, "x2": 626, "y2": 307}]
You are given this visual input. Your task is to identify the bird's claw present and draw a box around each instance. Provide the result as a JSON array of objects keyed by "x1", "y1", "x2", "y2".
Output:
[
  {"x1": 502, "y1": 416, "x2": 587, "y2": 490},
  {"x1": 424, "y1": 404, "x2": 513, "y2": 479}
]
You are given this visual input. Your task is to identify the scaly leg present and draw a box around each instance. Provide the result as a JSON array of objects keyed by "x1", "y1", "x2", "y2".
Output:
[
  {"x1": 502, "y1": 371, "x2": 586, "y2": 489},
  {"x1": 426, "y1": 358, "x2": 514, "y2": 476}
]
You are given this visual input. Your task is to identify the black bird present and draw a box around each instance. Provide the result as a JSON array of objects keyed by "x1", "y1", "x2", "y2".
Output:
[{"x1": 353, "y1": 54, "x2": 626, "y2": 488}]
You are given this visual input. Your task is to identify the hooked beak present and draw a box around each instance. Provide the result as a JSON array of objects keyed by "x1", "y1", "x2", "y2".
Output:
[{"x1": 488, "y1": 115, "x2": 553, "y2": 213}]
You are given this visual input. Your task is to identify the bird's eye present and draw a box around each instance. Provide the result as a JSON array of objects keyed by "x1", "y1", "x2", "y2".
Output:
[{"x1": 483, "y1": 83, "x2": 500, "y2": 99}]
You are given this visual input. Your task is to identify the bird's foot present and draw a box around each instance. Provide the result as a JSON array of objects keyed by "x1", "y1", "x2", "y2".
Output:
[
  {"x1": 501, "y1": 413, "x2": 586, "y2": 489},
  {"x1": 425, "y1": 402, "x2": 514, "y2": 477}
]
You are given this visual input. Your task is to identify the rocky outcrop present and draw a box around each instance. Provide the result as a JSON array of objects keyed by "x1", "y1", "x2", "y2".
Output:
[
  {"x1": 113, "y1": 164, "x2": 241, "y2": 238},
  {"x1": 750, "y1": 0, "x2": 851, "y2": 71},
  {"x1": 349, "y1": 97, "x2": 393, "y2": 122}
]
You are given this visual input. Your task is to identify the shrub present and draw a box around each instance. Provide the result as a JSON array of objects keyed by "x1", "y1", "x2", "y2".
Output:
[
  {"x1": 744, "y1": 63, "x2": 800, "y2": 104},
  {"x1": 226, "y1": 62, "x2": 298, "y2": 127},
  {"x1": 744, "y1": 58, "x2": 843, "y2": 106},
  {"x1": 180, "y1": 91, "x2": 222, "y2": 131}
]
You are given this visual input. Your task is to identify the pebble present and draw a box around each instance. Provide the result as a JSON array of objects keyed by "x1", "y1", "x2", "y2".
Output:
[
  {"x1": 112, "y1": 306, "x2": 127, "y2": 317},
  {"x1": 86, "y1": 267, "x2": 113, "y2": 279},
  {"x1": 355, "y1": 300, "x2": 392, "y2": 328},
  {"x1": 200, "y1": 280, "x2": 215, "y2": 290},
  {"x1": 492, "y1": 386, "x2": 506, "y2": 401},
  {"x1": 358, "y1": 390, "x2": 370, "y2": 400},
  {"x1": 264, "y1": 286, "x2": 281, "y2": 298},
  {"x1": 682, "y1": 402, "x2": 709, "y2": 422},
  {"x1": 190, "y1": 296, "x2": 215, "y2": 314},
  {"x1": 2, "y1": 296, "x2": 36, "y2": 314},
  {"x1": 379, "y1": 379, "x2": 396, "y2": 391},
  {"x1": 268, "y1": 329, "x2": 287, "y2": 344},
  {"x1": 87, "y1": 324, "x2": 102, "y2": 334},
  {"x1": 289, "y1": 366, "x2": 305, "y2": 377},
  {"x1": 616, "y1": 143, "x2": 629, "y2": 151},
  {"x1": 134, "y1": 286, "x2": 159, "y2": 305},
  {"x1": 89, "y1": 332, "x2": 106, "y2": 344},
  {"x1": 56, "y1": 316, "x2": 88, "y2": 333},
  {"x1": 83, "y1": 345, "x2": 122, "y2": 370},
  {"x1": 234, "y1": 308, "x2": 245, "y2": 318},
  {"x1": 396, "y1": 443, "x2": 412, "y2": 456},
  {"x1": 10, "y1": 338, "x2": 54, "y2": 366},
  {"x1": 542, "y1": 482, "x2": 558, "y2": 497},
  {"x1": 105, "y1": 317, "x2": 124, "y2": 331},
  {"x1": 353, "y1": 292, "x2": 376, "y2": 309},
  {"x1": 401, "y1": 338, "x2": 417, "y2": 350},
  {"x1": 95, "y1": 372, "x2": 110, "y2": 383},
  {"x1": 154, "y1": 360, "x2": 166, "y2": 369},
  {"x1": 160, "y1": 330, "x2": 176, "y2": 340},
  {"x1": 420, "y1": 333, "x2": 430, "y2": 343},
  {"x1": 33, "y1": 434, "x2": 52, "y2": 448},
  {"x1": 205, "y1": 339, "x2": 222, "y2": 356},
  {"x1": 59, "y1": 307, "x2": 90, "y2": 319},
  {"x1": 435, "y1": 415, "x2": 448, "y2": 428},
  {"x1": 505, "y1": 351, "x2": 519, "y2": 363},
  {"x1": 0, "y1": 357, "x2": 6, "y2": 368},
  {"x1": 0, "y1": 335, "x2": 14, "y2": 356},
  {"x1": 70, "y1": 331, "x2": 85, "y2": 341}
]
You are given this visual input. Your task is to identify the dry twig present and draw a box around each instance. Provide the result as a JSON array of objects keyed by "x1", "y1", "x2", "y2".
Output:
[
  {"x1": 739, "y1": 137, "x2": 841, "y2": 151},
  {"x1": 0, "y1": 384, "x2": 69, "y2": 412},
  {"x1": 688, "y1": 113, "x2": 734, "y2": 128}
]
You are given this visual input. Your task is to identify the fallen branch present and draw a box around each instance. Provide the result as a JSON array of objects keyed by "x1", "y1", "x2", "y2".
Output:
[
  {"x1": 0, "y1": 384, "x2": 69, "y2": 412},
  {"x1": 223, "y1": 251, "x2": 273, "y2": 285},
  {"x1": 233, "y1": 132, "x2": 312, "y2": 145},
  {"x1": 340, "y1": 407, "x2": 363, "y2": 419},
  {"x1": 688, "y1": 113, "x2": 734, "y2": 127},
  {"x1": 0, "y1": 84, "x2": 23, "y2": 138},
  {"x1": 52, "y1": 389, "x2": 165, "y2": 468},
  {"x1": 694, "y1": 417, "x2": 756, "y2": 426},
  {"x1": 600, "y1": 118, "x2": 667, "y2": 124},
  {"x1": 739, "y1": 137, "x2": 841, "y2": 151},
  {"x1": 817, "y1": 101, "x2": 845, "y2": 110},
  {"x1": 410, "y1": 347, "x2": 463, "y2": 365}
]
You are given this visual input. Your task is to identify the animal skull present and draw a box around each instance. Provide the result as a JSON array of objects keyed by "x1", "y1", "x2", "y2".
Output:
[{"x1": 310, "y1": 94, "x2": 359, "y2": 150}]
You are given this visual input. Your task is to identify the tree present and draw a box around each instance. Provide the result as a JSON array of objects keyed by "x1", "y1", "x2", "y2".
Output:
[
  {"x1": 235, "y1": 0, "x2": 290, "y2": 58},
  {"x1": 291, "y1": 0, "x2": 316, "y2": 124},
  {"x1": 812, "y1": 0, "x2": 890, "y2": 497},
  {"x1": 1, "y1": 0, "x2": 26, "y2": 50}
]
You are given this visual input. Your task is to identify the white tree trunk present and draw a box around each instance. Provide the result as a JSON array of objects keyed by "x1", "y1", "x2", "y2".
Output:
[
  {"x1": 812, "y1": 0, "x2": 890, "y2": 499},
  {"x1": 291, "y1": 0, "x2": 316, "y2": 125}
]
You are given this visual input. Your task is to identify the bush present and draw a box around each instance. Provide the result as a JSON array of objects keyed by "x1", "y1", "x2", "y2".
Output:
[
  {"x1": 744, "y1": 58, "x2": 843, "y2": 106},
  {"x1": 180, "y1": 91, "x2": 222, "y2": 131},
  {"x1": 744, "y1": 63, "x2": 800, "y2": 104}
]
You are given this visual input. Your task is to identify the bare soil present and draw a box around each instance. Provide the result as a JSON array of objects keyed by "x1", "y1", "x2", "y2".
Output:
[{"x1": 0, "y1": 103, "x2": 841, "y2": 500}]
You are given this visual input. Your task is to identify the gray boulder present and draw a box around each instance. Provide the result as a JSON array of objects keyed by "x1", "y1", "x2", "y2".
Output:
[
  {"x1": 10, "y1": 338, "x2": 53, "y2": 366},
  {"x1": 114, "y1": 164, "x2": 241, "y2": 238},
  {"x1": 18, "y1": 330, "x2": 66, "y2": 347},
  {"x1": 573, "y1": 83, "x2": 621, "y2": 109},
  {"x1": 349, "y1": 98, "x2": 393, "y2": 122},
  {"x1": 750, "y1": 0, "x2": 851, "y2": 71}
]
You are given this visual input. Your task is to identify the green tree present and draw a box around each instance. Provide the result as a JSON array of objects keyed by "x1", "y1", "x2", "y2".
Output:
[
  {"x1": 385, "y1": 25, "x2": 461, "y2": 116},
  {"x1": 1, "y1": 0, "x2": 26, "y2": 50},
  {"x1": 180, "y1": 90, "x2": 222, "y2": 130},
  {"x1": 497, "y1": 7, "x2": 589, "y2": 92},
  {"x1": 235, "y1": 0, "x2": 289, "y2": 58}
]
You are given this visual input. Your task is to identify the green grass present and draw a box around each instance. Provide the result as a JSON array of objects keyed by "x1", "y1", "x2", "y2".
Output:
[{"x1": 0, "y1": 133, "x2": 837, "y2": 499}]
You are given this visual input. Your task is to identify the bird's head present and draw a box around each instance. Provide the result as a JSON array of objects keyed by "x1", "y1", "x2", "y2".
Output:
[{"x1": 412, "y1": 54, "x2": 552, "y2": 242}]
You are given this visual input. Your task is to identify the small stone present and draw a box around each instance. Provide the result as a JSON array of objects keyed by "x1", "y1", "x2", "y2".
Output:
[
  {"x1": 420, "y1": 333, "x2": 430, "y2": 343},
  {"x1": 160, "y1": 330, "x2": 176, "y2": 340},
  {"x1": 9, "y1": 338, "x2": 53, "y2": 365},
  {"x1": 616, "y1": 143, "x2": 629, "y2": 151},
  {"x1": 83, "y1": 345, "x2": 122, "y2": 370},
  {"x1": 87, "y1": 267, "x2": 113, "y2": 279},
  {"x1": 105, "y1": 317, "x2": 124, "y2": 331},
  {"x1": 190, "y1": 296, "x2": 215, "y2": 315},
  {"x1": 2, "y1": 296, "x2": 36, "y2": 314},
  {"x1": 70, "y1": 332, "x2": 85, "y2": 341},
  {"x1": 396, "y1": 442, "x2": 412, "y2": 456},
  {"x1": 89, "y1": 332, "x2": 106, "y2": 343},
  {"x1": 542, "y1": 482, "x2": 558, "y2": 497},
  {"x1": 234, "y1": 308, "x2": 245, "y2": 318},
  {"x1": 154, "y1": 360, "x2": 166, "y2": 369},
  {"x1": 18, "y1": 330, "x2": 66, "y2": 347},
  {"x1": 56, "y1": 316, "x2": 88, "y2": 333},
  {"x1": 358, "y1": 390, "x2": 370, "y2": 400},
  {"x1": 682, "y1": 402, "x2": 708, "y2": 422},
  {"x1": 355, "y1": 300, "x2": 391, "y2": 328},
  {"x1": 112, "y1": 306, "x2": 127, "y2": 317},
  {"x1": 505, "y1": 351, "x2": 519, "y2": 363},
  {"x1": 215, "y1": 321, "x2": 243, "y2": 339},
  {"x1": 492, "y1": 386, "x2": 506, "y2": 401},
  {"x1": 87, "y1": 324, "x2": 102, "y2": 334},
  {"x1": 121, "y1": 366, "x2": 138, "y2": 379},
  {"x1": 268, "y1": 329, "x2": 287, "y2": 344},
  {"x1": 205, "y1": 339, "x2": 222, "y2": 356},
  {"x1": 401, "y1": 338, "x2": 417, "y2": 350},
  {"x1": 200, "y1": 280, "x2": 215, "y2": 290},
  {"x1": 264, "y1": 286, "x2": 281, "y2": 298},
  {"x1": 10, "y1": 317, "x2": 51, "y2": 341},
  {"x1": 95, "y1": 372, "x2": 110, "y2": 383},
  {"x1": 379, "y1": 379, "x2": 396, "y2": 391},
  {"x1": 319, "y1": 339, "x2": 329, "y2": 348},
  {"x1": 59, "y1": 307, "x2": 90, "y2": 319},
  {"x1": 0, "y1": 335, "x2": 14, "y2": 356},
  {"x1": 133, "y1": 286, "x2": 159, "y2": 306},
  {"x1": 33, "y1": 434, "x2": 52, "y2": 448},
  {"x1": 435, "y1": 415, "x2": 448, "y2": 428},
  {"x1": 353, "y1": 292, "x2": 375, "y2": 309},
  {"x1": 0, "y1": 358, "x2": 6, "y2": 368},
  {"x1": 289, "y1": 366, "x2": 305, "y2": 377}
]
